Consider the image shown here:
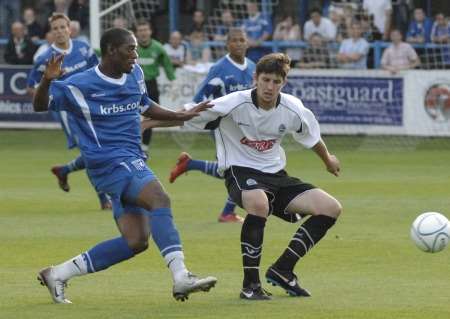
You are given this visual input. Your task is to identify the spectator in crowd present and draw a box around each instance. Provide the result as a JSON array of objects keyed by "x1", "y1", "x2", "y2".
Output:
[
  {"x1": 381, "y1": 29, "x2": 420, "y2": 74},
  {"x1": 112, "y1": 16, "x2": 129, "y2": 29},
  {"x1": 23, "y1": 7, "x2": 44, "y2": 41},
  {"x1": 336, "y1": 21, "x2": 370, "y2": 69},
  {"x1": 189, "y1": 10, "x2": 207, "y2": 35},
  {"x1": 431, "y1": 13, "x2": 450, "y2": 44},
  {"x1": 406, "y1": 8, "x2": 432, "y2": 44},
  {"x1": 392, "y1": 0, "x2": 413, "y2": 37},
  {"x1": 297, "y1": 32, "x2": 330, "y2": 69},
  {"x1": 33, "y1": 30, "x2": 55, "y2": 62},
  {"x1": 68, "y1": 0, "x2": 89, "y2": 31},
  {"x1": 329, "y1": 6, "x2": 347, "y2": 42},
  {"x1": 303, "y1": 7, "x2": 337, "y2": 42},
  {"x1": 135, "y1": 19, "x2": 176, "y2": 152},
  {"x1": 360, "y1": 14, "x2": 383, "y2": 42},
  {"x1": 213, "y1": 9, "x2": 237, "y2": 41},
  {"x1": 164, "y1": 31, "x2": 188, "y2": 68},
  {"x1": 186, "y1": 30, "x2": 211, "y2": 65},
  {"x1": 242, "y1": 1, "x2": 273, "y2": 63},
  {"x1": 70, "y1": 20, "x2": 89, "y2": 44},
  {"x1": 431, "y1": 13, "x2": 450, "y2": 69},
  {"x1": 273, "y1": 13, "x2": 301, "y2": 65},
  {"x1": 362, "y1": 0, "x2": 392, "y2": 40},
  {"x1": 4, "y1": 21, "x2": 37, "y2": 64}
]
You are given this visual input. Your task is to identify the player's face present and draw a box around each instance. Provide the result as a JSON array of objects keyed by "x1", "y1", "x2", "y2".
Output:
[
  {"x1": 227, "y1": 32, "x2": 248, "y2": 59},
  {"x1": 114, "y1": 35, "x2": 138, "y2": 73},
  {"x1": 255, "y1": 72, "x2": 286, "y2": 107},
  {"x1": 135, "y1": 24, "x2": 152, "y2": 45},
  {"x1": 51, "y1": 18, "x2": 70, "y2": 46}
]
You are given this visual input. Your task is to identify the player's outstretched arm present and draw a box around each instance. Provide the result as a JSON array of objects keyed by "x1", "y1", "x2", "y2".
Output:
[
  {"x1": 140, "y1": 118, "x2": 183, "y2": 132},
  {"x1": 142, "y1": 100, "x2": 213, "y2": 122},
  {"x1": 312, "y1": 139, "x2": 341, "y2": 177},
  {"x1": 33, "y1": 54, "x2": 64, "y2": 112}
]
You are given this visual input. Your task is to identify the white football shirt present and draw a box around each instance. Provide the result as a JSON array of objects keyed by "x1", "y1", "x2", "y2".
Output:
[{"x1": 186, "y1": 89, "x2": 321, "y2": 174}]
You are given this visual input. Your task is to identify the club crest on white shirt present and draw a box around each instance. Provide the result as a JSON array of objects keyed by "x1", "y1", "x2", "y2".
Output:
[{"x1": 278, "y1": 124, "x2": 286, "y2": 134}]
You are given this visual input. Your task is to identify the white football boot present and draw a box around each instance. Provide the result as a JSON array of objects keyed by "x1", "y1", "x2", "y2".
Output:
[
  {"x1": 172, "y1": 272, "x2": 217, "y2": 301},
  {"x1": 37, "y1": 267, "x2": 72, "y2": 304}
]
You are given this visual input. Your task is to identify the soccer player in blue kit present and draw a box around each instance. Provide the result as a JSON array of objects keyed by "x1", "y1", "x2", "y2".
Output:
[
  {"x1": 27, "y1": 13, "x2": 111, "y2": 209},
  {"x1": 167, "y1": 28, "x2": 256, "y2": 223},
  {"x1": 32, "y1": 27, "x2": 217, "y2": 303}
]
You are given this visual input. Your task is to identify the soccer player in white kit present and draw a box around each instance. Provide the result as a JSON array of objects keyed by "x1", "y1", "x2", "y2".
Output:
[{"x1": 186, "y1": 53, "x2": 343, "y2": 300}]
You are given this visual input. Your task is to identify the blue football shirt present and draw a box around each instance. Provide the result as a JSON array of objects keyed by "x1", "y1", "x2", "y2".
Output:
[
  {"x1": 27, "y1": 39, "x2": 99, "y2": 88},
  {"x1": 28, "y1": 39, "x2": 99, "y2": 149},
  {"x1": 193, "y1": 54, "x2": 255, "y2": 102},
  {"x1": 49, "y1": 64, "x2": 153, "y2": 171}
]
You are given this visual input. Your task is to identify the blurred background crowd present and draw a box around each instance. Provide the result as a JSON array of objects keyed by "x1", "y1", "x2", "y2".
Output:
[{"x1": 0, "y1": 0, "x2": 449, "y2": 70}]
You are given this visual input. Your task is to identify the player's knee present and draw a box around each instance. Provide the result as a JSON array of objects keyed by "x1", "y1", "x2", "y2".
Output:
[
  {"x1": 126, "y1": 237, "x2": 149, "y2": 254},
  {"x1": 323, "y1": 198, "x2": 342, "y2": 219},
  {"x1": 151, "y1": 191, "x2": 171, "y2": 209}
]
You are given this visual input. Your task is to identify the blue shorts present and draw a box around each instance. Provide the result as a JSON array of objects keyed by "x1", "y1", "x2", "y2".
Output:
[
  {"x1": 88, "y1": 158, "x2": 157, "y2": 220},
  {"x1": 51, "y1": 110, "x2": 77, "y2": 149}
]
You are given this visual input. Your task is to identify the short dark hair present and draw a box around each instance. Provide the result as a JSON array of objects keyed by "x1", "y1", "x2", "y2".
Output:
[
  {"x1": 100, "y1": 27, "x2": 134, "y2": 57},
  {"x1": 256, "y1": 53, "x2": 291, "y2": 79},
  {"x1": 134, "y1": 18, "x2": 151, "y2": 30},
  {"x1": 226, "y1": 27, "x2": 246, "y2": 42},
  {"x1": 310, "y1": 8, "x2": 322, "y2": 16}
]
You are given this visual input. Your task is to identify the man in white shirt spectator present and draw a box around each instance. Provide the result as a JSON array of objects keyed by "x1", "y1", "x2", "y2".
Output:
[
  {"x1": 363, "y1": 0, "x2": 392, "y2": 40},
  {"x1": 163, "y1": 31, "x2": 187, "y2": 68},
  {"x1": 381, "y1": 29, "x2": 420, "y2": 74},
  {"x1": 336, "y1": 22, "x2": 369, "y2": 69},
  {"x1": 303, "y1": 8, "x2": 337, "y2": 42}
]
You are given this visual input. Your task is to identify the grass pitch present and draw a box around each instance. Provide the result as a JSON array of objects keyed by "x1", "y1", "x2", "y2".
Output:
[{"x1": 0, "y1": 130, "x2": 449, "y2": 319}]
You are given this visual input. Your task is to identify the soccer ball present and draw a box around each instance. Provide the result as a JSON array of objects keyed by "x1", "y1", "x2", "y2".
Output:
[{"x1": 410, "y1": 212, "x2": 450, "y2": 253}]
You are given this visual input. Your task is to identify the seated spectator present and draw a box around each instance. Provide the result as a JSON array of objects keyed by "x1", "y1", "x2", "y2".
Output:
[
  {"x1": 273, "y1": 13, "x2": 301, "y2": 64},
  {"x1": 23, "y1": 7, "x2": 44, "y2": 41},
  {"x1": 360, "y1": 14, "x2": 383, "y2": 42},
  {"x1": 406, "y1": 8, "x2": 433, "y2": 44},
  {"x1": 33, "y1": 30, "x2": 54, "y2": 62},
  {"x1": 242, "y1": 1, "x2": 273, "y2": 63},
  {"x1": 297, "y1": 33, "x2": 330, "y2": 69},
  {"x1": 70, "y1": 20, "x2": 89, "y2": 44},
  {"x1": 381, "y1": 29, "x2": 420, "y2": 74},
  {"x1": 186, "y1": 31, "x2": 211, "y2": 65},
  {"x1": 336, "y1": 21, "x2": 369, "y2": 69},
  {"x1": 303, "y1": 7, "x2": 337, "y2": 42},
  {"x1": 164, "y1": 31, "x2": 188, "y2": 68},
  {"x1": 431, "y1": 13, "x2": 450, "y2": 44},
  {"x1": 4, "y1": 21, "x2": 37, "y2": 64},
  {"x1": 363, "y1": 0, "x2": 392, "y2": 40},
  {"x1": 213, "y1": 9, "x2": 237, "y2": 41}
]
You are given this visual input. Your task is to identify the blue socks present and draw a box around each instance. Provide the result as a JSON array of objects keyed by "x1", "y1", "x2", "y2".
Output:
[
  {"x1": 221, "y1": 196, "x2": 236, "y2": 215},
  {"x1": 61, "y1": 155, "x2": 85, "y2": 176},
  {"x1": 83, "y1": 237, "x2": 135, "y2": 273},
  {"x1": 149, "y1": 207, "x2": 183, "y2": 257},
  {"x1": 187, "y1": 160, "x2": 221, "y2": 178}
]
